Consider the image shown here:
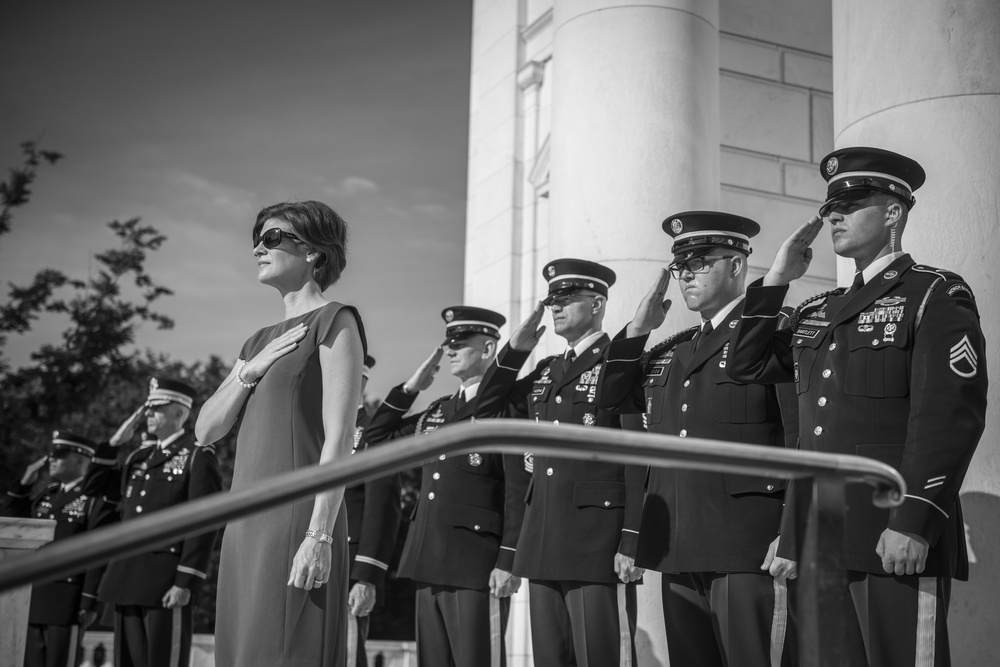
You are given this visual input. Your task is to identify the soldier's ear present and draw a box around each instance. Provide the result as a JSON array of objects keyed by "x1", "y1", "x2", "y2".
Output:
[
  {"x1": 483, "y1": 338, "x2": 497, "y2": 358},
  {"x1": 884, "y1": 200, "x2": 903, "y2": 226},
  {"x1": 592, "y1": 296, "x2": 605, "y2": 313}
]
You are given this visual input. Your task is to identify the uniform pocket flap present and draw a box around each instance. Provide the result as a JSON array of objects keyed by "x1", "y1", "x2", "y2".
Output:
[
  {"x1": 573, "y1": 481, "x2": 626, "y2": 509},
  {"x1": 449, "y1": 503, "x2": 502, "y2": 536},
  {"x1": 725, "y1": 474, "x2": 785, "y2": 496},
  {"x1": 847, "y1": 322, "x2": 909, "y2": 351}
]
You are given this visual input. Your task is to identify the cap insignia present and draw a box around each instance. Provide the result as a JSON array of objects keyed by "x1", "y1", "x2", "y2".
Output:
[
  {"x1": 826, "y1": 157, "x2": 839, "y2": 175},
  {"x1": 444, "y1": 309, "x2": 454, "y2": 322},
  {"x1": 884, "y1": 270, "x2": 898, "y2": 280},
  {"x1": 670, "y1": 219, "x2": 683, "y2": 234},
  {"x1": 889, "y1": 184, "x2": 897, "y2": 191},
  {"x1": 587, "y1": 282, "x2": 594, "y2": 289},
  {"x1": 149, "y1": 377, "x2": 159, "y2": 390},
  {"x1": 547, "y1": 266, "x2": 556, "y2": 277}
]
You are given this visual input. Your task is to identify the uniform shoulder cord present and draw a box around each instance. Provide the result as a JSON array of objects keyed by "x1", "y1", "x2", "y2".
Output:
[
  {"x1": 641, "y1": 326, "x2": 699, "y2": 373},
  {"x1": 416, "y1": 395, "x2": 453, "y2": 434},
  {"x1": 789, "y1": 287, "x2": 848, "y2": 330}
]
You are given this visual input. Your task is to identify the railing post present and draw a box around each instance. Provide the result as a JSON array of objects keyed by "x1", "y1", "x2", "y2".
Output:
[{"x1": 796, "y1": 475, "x2": 853, "y2": 667}]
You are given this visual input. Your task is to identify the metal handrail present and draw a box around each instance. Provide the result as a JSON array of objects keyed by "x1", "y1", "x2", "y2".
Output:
[{"x1": 0, "y1": 419, "x2": 904, "y2": 593}]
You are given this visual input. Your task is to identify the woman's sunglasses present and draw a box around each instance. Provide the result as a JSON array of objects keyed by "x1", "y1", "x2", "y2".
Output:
[{"x1": 253, "y1": 227, "x2": 302, "y2": 249}]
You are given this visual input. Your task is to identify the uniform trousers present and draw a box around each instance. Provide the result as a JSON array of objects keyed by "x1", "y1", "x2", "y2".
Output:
[
  {"x1": 528, "y1": 580, "x2": 638, "y2": 667},
  {"x1": 662, "y1": 572, "x2": 792, "y2": 667},
  {"x1": 416, "y1": 583, "x2": 510, "y2": 667},
  {"x1": 24, "y1": 623, "x2": 80, "y2": 667},
  {"x1": 842, "y1": 572, "x2": 952, "y2": 667},
  {"x1": 113, "y1": 605, "x2": 191, "y2": 667}
]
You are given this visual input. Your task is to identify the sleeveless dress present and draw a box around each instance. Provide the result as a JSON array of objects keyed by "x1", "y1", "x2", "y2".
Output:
[{"x1": 215, "y1": 301, "x2": 366, "y2": 667}]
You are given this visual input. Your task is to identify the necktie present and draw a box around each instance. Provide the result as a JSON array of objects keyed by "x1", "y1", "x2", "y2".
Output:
[
  {"x1": 849, "y1": 272, "x2": 864, "y2": 293},
  {"x1": 694, "y1": 321, "x2": 714, "y2": 352},
  {"x1": 456, "y1": 389, "x2": 466, "y2": 410},
  {"x1": 562, "y1": 349, "x2": 577, "y2": 372}
]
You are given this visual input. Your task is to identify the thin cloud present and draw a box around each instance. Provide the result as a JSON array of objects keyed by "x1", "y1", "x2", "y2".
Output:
[{"x1": 324, "y1": 176, "x2": 379, "y2": 199}]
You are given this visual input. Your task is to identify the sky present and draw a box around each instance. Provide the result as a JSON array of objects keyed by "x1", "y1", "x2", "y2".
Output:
[{"x1": 1, "y1": 1, "x2": 474, "y2": 407}]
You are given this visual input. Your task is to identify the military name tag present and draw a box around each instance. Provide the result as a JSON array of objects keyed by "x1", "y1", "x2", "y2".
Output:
[
  {"x1": 646, "y1": 366, "x2": 664, "y2": 377},
  {"x1": 794, "y1": 328, "x2": 819, "y2": 339}
]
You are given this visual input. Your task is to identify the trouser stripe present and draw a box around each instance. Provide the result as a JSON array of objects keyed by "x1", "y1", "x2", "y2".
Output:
[
  {"x1": 915, "y1": 577, "x2": 937, "y2": 667},
  {"x1": 65, "y1": 625, "x2": 80, "y2": 667},
  {"x1": 618, "y1": 583, "x2": 633, "y2": 667},
  {"x1": 769, "y1": 577, "x2": 789, "y2": 667},
  {"x1": 347, "y1": 613, "x2": 359, "y2": 667},
  {"x1": 489, "y1": 593, "x2": 502, "y2": 667},
  {"x1": 169, "y1": 606, "x2": 182, "y2": 667}
]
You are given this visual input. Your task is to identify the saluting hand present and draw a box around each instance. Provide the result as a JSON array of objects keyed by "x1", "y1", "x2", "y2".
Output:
[
  {"x1": 489, "y1": 568, "x2": 521, "y2": 598},
  {"x1": 626, "y1": 269, "x2": 672, "y2": 338},
  {"x1": 614, "y1": 553, "x2": 644, "y2": 584},
  {"x1": 110, "y1": 405, "x2": 146, "y2": 447},
  {"x1": 20, "y1": 456, "x2": 49, "y2": 485},
  {"x1": 405, "y1": 346, "x2": 444, "y2": 394},
  {"x1": 240, "y1": 323, "x2": 309, "y2": 385},
  {"x1": 876, "y1": 528, "x2": 929, "y2": 576},
  {"x1": 761, "y1": 535, "x2": 797, "y2": 580},
  {"x1": 763, "y1": 215, "x2": 824, "y2": 287},
  {"x1": 510, "y1": 302, "x2": 546, "y2": 352}
]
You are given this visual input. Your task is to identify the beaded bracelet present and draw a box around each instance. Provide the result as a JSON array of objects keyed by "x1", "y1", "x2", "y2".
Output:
[
  {"x1": 305, "y1": 529, "x2": 333, "y2": 545},
  {"x1": 236, "y1": 360, "x2": 258, "y2": 389}
]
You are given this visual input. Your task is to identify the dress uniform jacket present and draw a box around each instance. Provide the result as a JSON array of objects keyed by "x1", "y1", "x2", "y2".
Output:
[
  {"x1": 345, "y1": 406, "x2": 401, "y2": 593},
  {"x1": 98, "y1": 431, "x2": 222, "y2": 606},
  {"x1": 474, "y1": 337, "x2": 645, "y2": 583},
  {"x1": 3, "y1": 471, "x2": 116, "y2": 625},
  {"x1": 729, "y1": 255, "x2": 988, "y2": 577},
  {"x1": 600, "y1": 305, "x2": 797, "y2": 573},
  {"x1": 364, "y1": 384, "x2": 530, "y2": 590}
]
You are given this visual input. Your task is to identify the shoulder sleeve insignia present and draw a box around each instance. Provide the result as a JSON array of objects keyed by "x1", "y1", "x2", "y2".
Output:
[
  {"x1": 949, "y1": 335, "x2": 978, "y2": 378},
  {"x1": 946, "y1": 283, "x2": 973, "y2": 299}
]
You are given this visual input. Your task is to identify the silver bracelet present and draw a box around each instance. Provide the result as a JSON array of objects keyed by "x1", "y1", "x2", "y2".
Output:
[
  {"x1": 236, "y1": 360, "x2": 258, "y2": 389},
  {"x1": 305, "y1": 529, "x2": 333, "y2": 545}
]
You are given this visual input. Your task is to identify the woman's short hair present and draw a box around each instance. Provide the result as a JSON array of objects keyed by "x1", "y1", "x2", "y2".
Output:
[{"x1": 253, "y1": 201, "x2": 348, "y2": 290}]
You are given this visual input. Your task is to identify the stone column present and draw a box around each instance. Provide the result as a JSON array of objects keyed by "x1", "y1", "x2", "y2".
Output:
[
  {"x1": 549, "y1": 0, "x2": 721, "y2": 349},
  {"x1": 548, "y1": 2, "x2": 720, "y2": 664},
  {"x1": 832, "y1": 1, "x2": 1000, "y2": 664}
]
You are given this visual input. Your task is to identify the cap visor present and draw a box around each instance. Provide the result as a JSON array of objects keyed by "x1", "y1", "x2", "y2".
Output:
[{"x1": 819, "y1": 188, "x2": 877, "y2": 216}]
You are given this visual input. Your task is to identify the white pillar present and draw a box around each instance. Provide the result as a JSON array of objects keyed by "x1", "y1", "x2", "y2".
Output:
[
  {"x1": 549, "y1": 2, "x2": 721, "y2": 664},
  {"x1": 832, "y1": 1, "x2": 1000, "y2": 664},
  {"x1": 549, "y1": 0, "x2": 721, "y2": 347}
]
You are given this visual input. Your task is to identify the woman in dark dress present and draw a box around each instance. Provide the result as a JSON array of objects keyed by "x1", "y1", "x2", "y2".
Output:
[{"x1": 196, "y1": 201, "x2": 366, "y2": 666}]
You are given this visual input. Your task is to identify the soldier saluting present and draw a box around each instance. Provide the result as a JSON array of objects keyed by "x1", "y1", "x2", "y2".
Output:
[
  {"x1": 364, "y1": 307, "x2": 529, "y2": 667},
  {"x1": 600, "y1": 212, "x2": 797, "y2": 667},
  {"x1": 3, "y1": 431, "x2": 115, "y2": 667},
  {"x1": 96, "y1": 377, "x2": 222, "y2": 667},
  {"x1": 473, "y1": 259, "x2": 644, "y2": 667},
  {"x1": 728, "y1": 147, "x2": 988, "y2": 666}
]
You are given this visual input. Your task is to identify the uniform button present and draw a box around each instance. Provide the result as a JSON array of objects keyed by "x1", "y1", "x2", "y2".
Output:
[
  {"x1": 829, "y1": 343, "x2": 837, "y2": 351},
  {"x1": 679, "y1": 429, "x2": 687, "y2": 438},
  {"x1": 822, "y1": 369, "x2": 832, "y2": 378},
  {"x1": 166, "y1": 476, "x2": 173, "y2": 481},
  {"x1": 555, "y1": 396, "x2": 562, "y2": 404},
  {"x1": 546, "y1": 468, "x2": 554, "y2": 476},
  {"x1": 766, "y1": 484, "x2": 775, "y2": 491},
  {"x1": 681, "y1": 404, "x2": 688, "y2": 412},
  {"x1": 140, "y1": 490, "x2": 146, "y2": 496},
  {"x1": 145, "y1": 474, "x2": 150, "y2": 480},
  {"x1": 683, "y1": 380, "x2": 691, "y2": 387},
  {"x1": 48, "y1": 514, "x2": 55, "y2": 519},
  {"x1": 818, "y1": 397, "x2": 827, "y2": 407},
  {"x1": 553, "y1": 420, "x2": 560, "y2": 426},
  {"x1": 432, "y1": 472, "x2": 440, "y2": 480},
  {"x1": 439, "y1": 454, "x2": 447, "y2": 460},
  {"x1": 136, "y1": 506, "x2": 143, "y2": 513},
  {"x1": 428, "y1": 492, "x2": 435, "y2": 500},
  {"x1": 603, "y1": 501, "x2": 611, "y2": 507},
  {"x1": 814, "y1": 426, "x2": 823, "y2": 436},
  {"x1": 872, "y1": 339, "x2": 880, "y2": 346},
  {"x1": 648, "y1": 378, "x2": 655, "y2": 385},
  {"x1": 474, "y1": 525, "x2": 481, "y2": 531}
]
